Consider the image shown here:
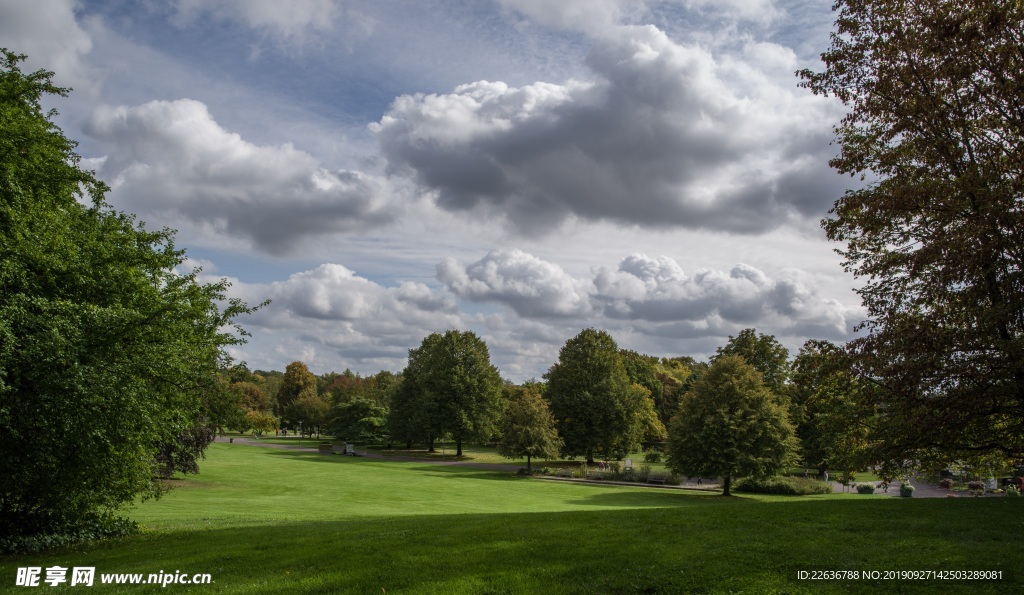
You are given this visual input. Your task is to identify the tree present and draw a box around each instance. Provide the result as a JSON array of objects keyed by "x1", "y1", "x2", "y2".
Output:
[
  {"x1": 799, "y1": 0, "x2": 1024, "y2": 461},
  {"x1": 666, "y1": 355, "x2": 799, "y2": 496},
  {"x1": 497, "y1": 385, "x2": 563, "y2": 471},
  {"x1": 714, "y1": 329, "x2": 791, "y2": 398},
  {"x1": 396, "y1": 330, "x2": 503, "y2": 457},
  {"x1": 276, "y1": 361, "x2": 318, "y2": 426},
  {"x1": 0, "y1": 51, "x2": 258, "y2": 542},
  {"x1": 245, "y1": 410, "x2": 279, "y2": 437},
  {"x1": 790, "y1": 340, "x2": 876, "y2": 475},
  {"x1": 331, "y1": 398, "x2": 388, "y2": 444},
  {"x1": 544, "y1": 329, "x2": 656, "y2": 463},
  {"x1": 287, "y1": 392, "x2": 331, "y2": 438}
]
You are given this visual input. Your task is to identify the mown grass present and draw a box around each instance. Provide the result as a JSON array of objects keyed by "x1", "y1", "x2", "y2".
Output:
[{"x1": 2, "y1": 443, "x2": 1021, "y2": 593}]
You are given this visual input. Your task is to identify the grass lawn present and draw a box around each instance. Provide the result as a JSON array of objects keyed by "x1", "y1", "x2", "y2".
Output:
[
  {"x1": 371, "y1": 442, "x2": 670, "y2": 470},
  {"x1": 2, "y1": 443, "x2": 1021, "y2": 593}
]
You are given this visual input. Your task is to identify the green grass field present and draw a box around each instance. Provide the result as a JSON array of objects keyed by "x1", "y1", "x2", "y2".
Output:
[{"x1": 2, "y1": 443, "x2": 1022, "y2": 593}]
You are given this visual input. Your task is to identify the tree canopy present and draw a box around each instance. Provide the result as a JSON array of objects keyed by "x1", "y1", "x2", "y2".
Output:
[
  {"x1": 390, "y1": 330, "x2": 503, "y2": 456},
  {"x1": 0, "y1": 50, "x2": 257, "y2": 542},
  {"x1": 497, "y1": 385, "x2": 562, "y2": 471},
  {"x1": 666, "y1": 355, "x2": 799, "y2": 496},
  {"x1": 799, "y1": 0, "x2": 1024, "y2": 462},
  {"x1": 544, "y1": 329, "x2": 659, "y2": 463}
]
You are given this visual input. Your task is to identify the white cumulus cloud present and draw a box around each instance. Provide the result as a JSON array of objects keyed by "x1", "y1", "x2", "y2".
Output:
[
  {"x1": 374, "y1": 24, "x2": 843, "y2": 236},
  {"x1": 85, "y1": 98, "x2": 400, "y2": 254}
]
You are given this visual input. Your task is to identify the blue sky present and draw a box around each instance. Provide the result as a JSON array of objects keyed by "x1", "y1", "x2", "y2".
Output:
[{"x1": 1, "y1": 0, "x2": 862, "y2": 380}]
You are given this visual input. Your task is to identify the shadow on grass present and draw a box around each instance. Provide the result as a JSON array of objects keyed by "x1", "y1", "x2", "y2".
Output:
[{"x1": 3, "y1": 499, "x2": 1019, "y2": 594}]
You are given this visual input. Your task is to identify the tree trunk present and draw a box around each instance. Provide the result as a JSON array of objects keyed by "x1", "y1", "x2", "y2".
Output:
[
  {"x1": 722, "y1": 474, "x2": 732, "y2": 497},
  {"x1": 527, "y1": 454, "x2": 532, "y2": 472},
  {"x1": 456, "y1": 439, "x2": 463, "y2": 457},
  {"x1": 428, "y1": 436, "x2": 435, "y2": 453},
  {"x1": 586, "y1": 449, "x2": 595, "y2": 465}
]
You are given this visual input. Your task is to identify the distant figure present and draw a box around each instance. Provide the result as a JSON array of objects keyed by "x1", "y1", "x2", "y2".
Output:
[
  {"x1": 803, "y1": 469, "x2": 809, "y2": 479},
  {"x1": 697, "y1": 477, "x2": 702, "y2": 485},
  {"x1": 823, "y1": 471, "x2": 829, "y2": 482}
]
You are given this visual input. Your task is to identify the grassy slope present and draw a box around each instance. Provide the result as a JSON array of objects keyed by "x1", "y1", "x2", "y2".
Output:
[{"x1": 1, "y1": 443, "x2": 1021, "y2": 594}]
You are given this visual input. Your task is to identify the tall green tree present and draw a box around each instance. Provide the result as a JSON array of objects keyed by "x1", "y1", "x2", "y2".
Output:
[
  {"x1": 714, "y1": 329, "x2": 791, "y2": 398},
  {"x1": 331, "y1": 398, "x2": 389, "y2": 444},
  {"x1": 544, "y1": 329, "x2": 655, "y2": 463},
  {"x1": 666, "y1": 355, "x2": 799, "y2": 496},
  {"x1": 286, "y1": 391, "x2": 331, "y2": 438},
  {"x1": 276, "y1": 361, "x2": 317, "y2": 426},
  {"x1": 390, "y1": 331, "x2": 503, "y2": 456},
  {"x1": 0, "y1": 50, "x2": 257, "y2": 542},
  {"x1": 790, "y1": 340, "x2": 876, "y2": 474},
  {"x1": 497, "y1": 385, "x2": 563, "y2": 471},
  {"x1": 799, "y1": 0, "x2": 1024, "y2": 461}
]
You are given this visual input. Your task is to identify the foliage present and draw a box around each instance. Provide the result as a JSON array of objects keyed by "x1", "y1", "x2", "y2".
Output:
[
  {"x1": 154, "y1": 423, "x2": 215, "y2": 479},
  {"x1": 276, "y1": 361, "x2": 318, "y2": 423},
  {"x1": 286, "y1": 391, "x2": 331, "y2": 438},
  {"x1": 232, "y1": 381, "x2": 271, "y2": 412},
  {"x1": 0, "y1": 50, "x2": 257, "y2": 543},
  {"x1": 390, "y1": 331, "x2": 503, "y2": 456},
  {"x1": 1006, "y1": 485, "x2": 1020, "y2": 497},
  {"x1": 644, "y1": 451, "x2": 663, "y2": 464},
  {"x1": 855, "y1": 483, "x2": 876, "y2": 494},
  {"x1": 790, "y1": 340, "x2": 878, "y2": 470},
  {"x1": 799, "y1": 0, "x2": 1024, "y2": 463},
  {"x1": 732, "y1": 476, "x2": 833, "y2": 496},
  {"x1": 325, "y1": 369, "x2": 397, "y2": 410},
  {"x1": 0, "y1": 512, "x2": 137, "y2": 555},
  {"x1": 330, "y1": 398, "x2": 388, "y2": 444},
  {"x1": 497, "y1": 385, "x2": 562, "y2": 471},
  {"x1": 714, "y1": 328, "x2": 791, "y2": 398},
  {"x1": 544, "y1": 329, "x2": 662, "y2": 463},
  {"x1": 666, "y1": 355, "x2": 800, "y2": 496},
  {"x1": 245, "y1": 410, "x2": 278, "y2": 437}
]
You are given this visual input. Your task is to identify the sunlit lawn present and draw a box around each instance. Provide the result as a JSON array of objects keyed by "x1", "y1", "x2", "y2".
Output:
[{"x1": 1, "y1": 442, "x2": 1021, "y2": 593}]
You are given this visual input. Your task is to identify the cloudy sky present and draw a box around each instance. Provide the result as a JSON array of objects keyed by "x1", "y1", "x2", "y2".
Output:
[{"x1": 1, "y1": 0, "x2": 864, "y2": 381}]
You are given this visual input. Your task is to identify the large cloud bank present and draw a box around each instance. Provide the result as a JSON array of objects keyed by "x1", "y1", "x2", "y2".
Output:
[{"x1": 374, "y1": 25, "x2": 841, "y2": 235}]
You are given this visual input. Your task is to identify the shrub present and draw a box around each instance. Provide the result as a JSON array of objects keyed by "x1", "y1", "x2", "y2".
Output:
[
  {"x1": 734, "y1": 476, "x2": 833, "y2": 496},
  {"x1": 1005, "y1": 485, "x2": 1020, "y2": 498},
  {"x1": 0, "y1": 513, "x2": 137, "y2": 555},
  {"x1": 938, "y1": 478, "x2": 954, "y2": 490},
  {"x1": 968, "y1": 480, "x2": 985, "y2": 494},
  {"x1": 856, "y1": 483, "x2": 876, "y2": 494},
  {"x1": 644, "y1": 451, "x2": 663, "y2": 464}
]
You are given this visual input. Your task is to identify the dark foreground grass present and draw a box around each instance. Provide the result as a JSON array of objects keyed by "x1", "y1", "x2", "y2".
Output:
[{"x1": 2, "y1": 445, "x2": 1021, "y2": 593}]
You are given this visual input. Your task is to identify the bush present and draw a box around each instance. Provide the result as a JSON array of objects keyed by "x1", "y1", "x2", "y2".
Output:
[
  {"x1": 1006, "y1": 485, "x2": 1020, "y2": 497},
  {"x1": 968, "y1": 480, "x2": 985, "y2": 494},
  {"x1": 644, "y1": 451, "x2": 663, "y2": 464},
  {"x1": 938, "y1": 478, "x2": 954, "y2": 490},
  {"x1": 856, "y1": 483, "x2": 876, "y2": 494},
  {"x1": 734, "y1": 476, "x2": 833, "y2": 496},
  {"x1": 0, "y1": 513, "x2": 138, "y2": 555}
]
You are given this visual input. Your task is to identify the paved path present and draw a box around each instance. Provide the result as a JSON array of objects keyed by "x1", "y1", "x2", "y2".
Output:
[{"x1": 830, "y1": 478, "x2": 951, "y2": 498}]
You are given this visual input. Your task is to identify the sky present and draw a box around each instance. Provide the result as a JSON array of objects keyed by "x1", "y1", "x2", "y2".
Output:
[{"x1": 0, "y1": 0, "x2": 865, "y2": 381}]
